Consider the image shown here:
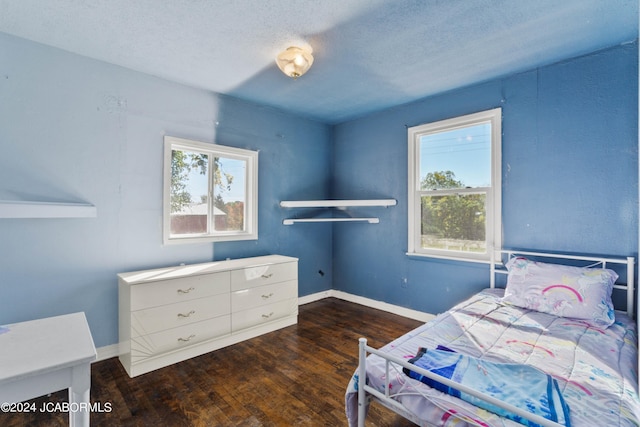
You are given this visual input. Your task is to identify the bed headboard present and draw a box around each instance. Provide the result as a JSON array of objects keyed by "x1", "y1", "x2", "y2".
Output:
[{"x1": 490, "y1": 250, "x2": 636, "y2": 318}]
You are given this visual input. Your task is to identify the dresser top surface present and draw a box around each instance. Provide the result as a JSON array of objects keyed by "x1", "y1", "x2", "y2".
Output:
[{"x1": 118, "y1": 255, "x2": 298, "y2": 285}]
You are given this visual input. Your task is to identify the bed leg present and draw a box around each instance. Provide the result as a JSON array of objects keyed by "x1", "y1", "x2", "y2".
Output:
[{"x1": 358, "y1": 338, "x2": 368, "y2": 427}]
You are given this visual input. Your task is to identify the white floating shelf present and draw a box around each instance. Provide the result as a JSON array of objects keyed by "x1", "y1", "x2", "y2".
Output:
[
  {"x1": 283, "y1": 217, "x2": 379, "y2": 225},
  {"x1": 0, "y1": 200, "x2": 97, "y2": 219},
  {"x1": 280, "y1": 199, "x2": 396, "y2": 208},
  {"x1": 280, "y1": 198, "x2": 395, "y2": 225}
]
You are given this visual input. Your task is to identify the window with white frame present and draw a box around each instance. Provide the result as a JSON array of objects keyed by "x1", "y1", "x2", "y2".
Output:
[
  {"x1": 407, "y1": 108, "x2": 501, "y2": 262},
  {"x1": 163, "y1": 136, "x2": 258, "y2": 244}
]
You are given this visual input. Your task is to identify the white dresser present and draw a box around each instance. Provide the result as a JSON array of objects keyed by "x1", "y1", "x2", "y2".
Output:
[{"x1": 118, "y1": 255, "x2": 298, "y2": 377}]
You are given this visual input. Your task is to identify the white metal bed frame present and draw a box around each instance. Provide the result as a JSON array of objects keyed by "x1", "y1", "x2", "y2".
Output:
[{"x1": 357, "y1": 250, "x2": 636, "y2": 427}]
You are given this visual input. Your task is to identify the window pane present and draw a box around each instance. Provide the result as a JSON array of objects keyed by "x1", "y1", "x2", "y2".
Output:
[
  {"x1": 420, "y1": 193, "x2": 486, "y2": 253},
  {"x1": 213, "y1": 156, "x2": 246, "y2": 232},
  {"x1": 164, "y1": 136, "x2": 258, "y2": 244},
  {"x1": 170, "y1": 149, "x2": 209, "y2": 235},
  {"x1": 408, "y1": 108, "x2": 500, "y2": 260},
  {"x1": 419, "y1": 123, "x2": 491, "y2": 189}
]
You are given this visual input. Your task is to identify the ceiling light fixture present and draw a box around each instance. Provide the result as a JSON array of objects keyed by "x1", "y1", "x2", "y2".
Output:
[{"x1": 276, "y1": 46, "x2": 314, "y2": 79}]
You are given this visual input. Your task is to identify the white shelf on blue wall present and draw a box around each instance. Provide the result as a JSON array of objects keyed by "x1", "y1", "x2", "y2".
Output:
[
  {"x1": 280, "y1": 199, "x2": 396, "y2": 209},
  {"x1": 0, "y1": 200, "x2": 97, "y2": 219},
  {"x1": 283, "y1": 217, "x2": 380, "y2": 225},
  {"x1": 280, "y1": 199, "x2": 395, "y2": 225}
]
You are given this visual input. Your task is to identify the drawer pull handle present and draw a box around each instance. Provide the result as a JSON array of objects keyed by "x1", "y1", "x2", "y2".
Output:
[
  {"x1": 178, "y1": 334, "x2": 195, "y2": 342},
  {"x1": 177, "y1": 287, "x2": 195, "y2": 294},
  {"x1": 261, "y1": 273, "x2": 273, "y2": 279},
  {"x1": 177, "y1": 310, "x2": 196, "y2": 318},
  {"x1": 261, "y1": 293, "x2": 274, "y2": 299},
  {"x1": 261, "y1": 312, "x2": 274, "y2": 319}
]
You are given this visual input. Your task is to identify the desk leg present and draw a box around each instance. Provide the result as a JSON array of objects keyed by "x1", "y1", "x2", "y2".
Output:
[{"x1": 69, "y1": 362, "x2": 91, "y2": 427}]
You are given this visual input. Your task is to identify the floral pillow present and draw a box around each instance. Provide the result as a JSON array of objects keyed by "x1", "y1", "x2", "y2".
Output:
[{"x1": 502, "y1": 257, "x2": 618, "y2": 327}]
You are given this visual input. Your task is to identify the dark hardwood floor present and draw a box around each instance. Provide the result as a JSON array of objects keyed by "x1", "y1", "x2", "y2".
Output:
[{"x1": 2, "y1": 298, "x2": 423, "y2": 426}]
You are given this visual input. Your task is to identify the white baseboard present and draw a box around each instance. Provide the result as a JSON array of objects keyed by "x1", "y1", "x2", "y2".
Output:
[
  {"x1": 94, "y1": 290, "x2": 435, "y2": 362},
  {"x1": 96, "y1": 343, "x2": 121, "y2": 362},
  {"x1": 298, "y1": 290, "x2": 332, "y2": 305},
  {"x1": 299, "y1": 289, "x2": 435, "y2": 322}
]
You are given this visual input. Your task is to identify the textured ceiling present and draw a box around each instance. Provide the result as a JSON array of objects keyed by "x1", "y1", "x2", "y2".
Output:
[{"x1": 0, "y1": 0, "x2": 637, "y2": 124}]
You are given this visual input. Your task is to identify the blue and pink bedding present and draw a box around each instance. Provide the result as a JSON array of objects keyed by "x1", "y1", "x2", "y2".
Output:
[
  {"x1": 404, "y1": 347, "x2": 571, "y2": 426},
  {"x1": 345, "y1": 288, "x2": 640, "y2": 426}
]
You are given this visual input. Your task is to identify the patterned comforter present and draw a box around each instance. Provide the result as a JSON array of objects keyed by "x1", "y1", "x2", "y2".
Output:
[{"x1": 345, "y1": 288, "x2": 640, "y2": 426}]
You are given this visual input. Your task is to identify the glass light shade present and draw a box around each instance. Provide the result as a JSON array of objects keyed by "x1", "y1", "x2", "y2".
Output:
[{"x1": 276, "y1": 46, "x2": 314, "y2": 79}]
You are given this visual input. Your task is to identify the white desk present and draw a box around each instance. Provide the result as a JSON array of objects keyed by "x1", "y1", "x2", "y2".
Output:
[{"x1": 0, "y1": 312, "x2": 96, "y2": 426}]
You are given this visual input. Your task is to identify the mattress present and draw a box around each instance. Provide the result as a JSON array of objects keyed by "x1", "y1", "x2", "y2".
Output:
[{"x1": 345, "y1": 288, "x2": 640, "y2": 426}]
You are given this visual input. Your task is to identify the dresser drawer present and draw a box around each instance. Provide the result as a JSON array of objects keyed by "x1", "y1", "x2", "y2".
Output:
[
  {"x1": 231, "y1": 261, "x2": 297, "y2": 291},
  {"x1": 231, "y1": 298, "x2": 298, "y2": 332},
  {"x1": 232, "y1": 280, "x2": 297, "y2": 312},
  {"x1": 130, "y1": 295, "x2": 230, "y2": 338},
  {"x1": 130, "y1": 272, "x2": 230, "y2": 311},
  {"x1": 131, "y1": 315, "x2": 231, "y2": 362}
]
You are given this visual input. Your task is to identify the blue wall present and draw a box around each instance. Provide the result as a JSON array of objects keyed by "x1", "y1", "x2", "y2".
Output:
[
  {"x1": 0, "y1": 32, "x2": 637, "y2": 349},
  {"x1": 0, "y1": 33, "x2": 333, "y2": 348},
  {"x1": 332, "y1": 42, "x2": 638, "y2": 315}
]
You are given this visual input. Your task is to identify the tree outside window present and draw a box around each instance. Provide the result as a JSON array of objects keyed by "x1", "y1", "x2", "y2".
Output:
[
  {"x1": 407, "y1": 108, "x2": 501, "y2": 261},
  {"x1": 163, "y1": 136, "x2": 258, "y2": 244}
]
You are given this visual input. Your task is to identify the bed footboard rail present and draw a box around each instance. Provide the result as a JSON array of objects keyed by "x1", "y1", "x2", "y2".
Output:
[{"x1": 357, "y1": 337, "x2": 565, "y2": 427}]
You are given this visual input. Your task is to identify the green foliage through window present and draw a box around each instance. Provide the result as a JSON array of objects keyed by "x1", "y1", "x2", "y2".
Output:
[
  {"x1": 407, "y1": 108, "x2": 501, "y2": 261},
  {"x1": 164, "y1": 136, "x2": 258, "y2": 244}
]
